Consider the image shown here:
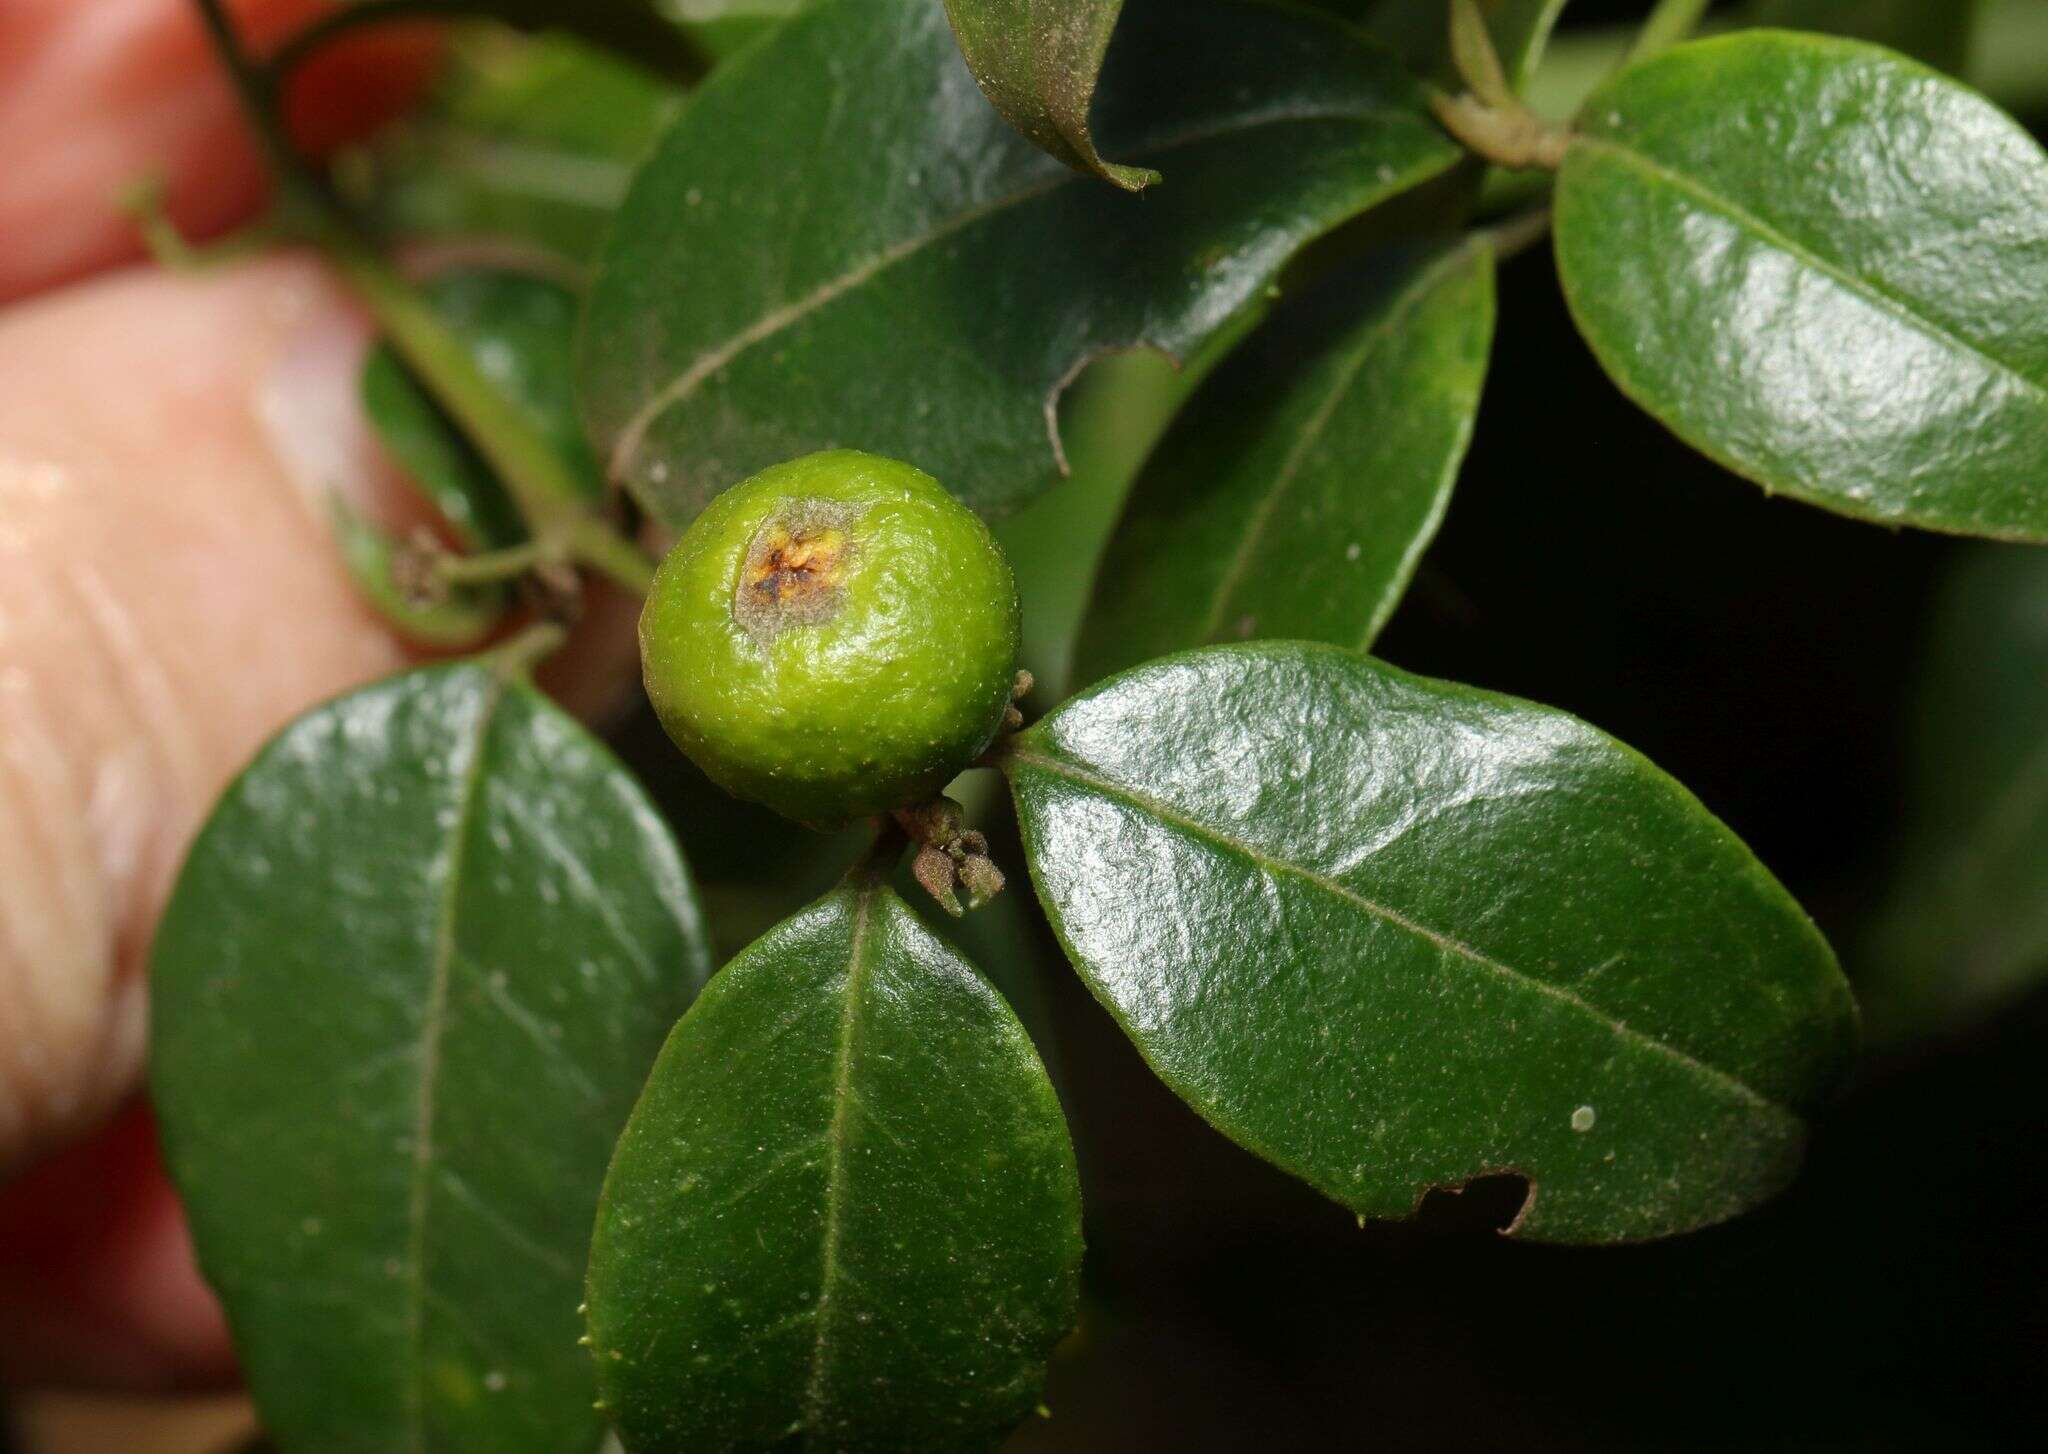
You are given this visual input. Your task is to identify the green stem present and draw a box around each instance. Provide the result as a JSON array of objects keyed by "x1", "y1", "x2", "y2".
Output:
[
  {"x1": 188, "y1": 0, "x2": 661, "y2": 599},
  {"x1": 484, "y1": 619, "x2": 571, "y2": 682},
  {"x1": 1447, "y1": 0, "x2": 1513, "y2": 107},
  {"x1": 118, "y1": 174, "x2": 289, "y2": 271},
  {"x1": 843, "y1": 823, "x2": 908, "y2": 890},
  {"x1": 564, "y1": 516, "x2": 659, "y2": 597},
  {"x1": 434, "y1": 539, "x2": 556, "y2": 586},
  {"x1": 1483, "y1": 205, "x2": 1553, "y2": 263},
  {"x1": 326, "y1": 236, "x2": 589, "y2": 529},
  {"x1": 1626, "y1": 0, "x2": 1711, "y2": 66}
]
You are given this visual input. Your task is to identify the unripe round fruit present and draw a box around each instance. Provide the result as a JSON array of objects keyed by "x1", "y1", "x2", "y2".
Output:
[{"x1": 639, "y1": 450, "x2": 1021, "y2": 825}]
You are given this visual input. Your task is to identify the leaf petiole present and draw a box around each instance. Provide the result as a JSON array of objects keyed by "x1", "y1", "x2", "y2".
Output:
[
  {"x1": 1482, "y1": 205, "x2": 1552, "y2": 263},
  {"x1": 1624, "y1": 0, "x2": 1712, "y2": 68},
  {"x1": 189, "y1": 0, "x2": 662, "y2": 599},
  {"x1": 844, "y1": 821, "x2": 909, "y2": 889},
  {"x1": 117, "y1": 174, "x2": 292, "y2": 273},
  {"x1": 482, "y1": 618, "x2": 571, "y2": 681},
  {"x1": 430, "y1": 538, "x2": 558, "y2": 587},
  {"x1": 1431, "y1": 1, "x2": 1569, "y2": 171}
]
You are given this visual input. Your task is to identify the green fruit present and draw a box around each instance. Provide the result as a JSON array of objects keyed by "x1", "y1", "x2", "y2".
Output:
[{"x1": 640, "y1": 450, "x2": 1021, "y2": 824}]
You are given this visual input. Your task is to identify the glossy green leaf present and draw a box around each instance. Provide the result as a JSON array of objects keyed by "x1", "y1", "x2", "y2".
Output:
[
  {"x1": 1554, "y1": 32, "x2": 2048, "y2": 542},
  {"x1": 1860, "y1": 545, "x2": 2048, "y2": 1043},
  {"x1": 1746, "y1": 0, "x2": 1985, "y2": 74},
  {"x1": 579, "y1": 0, "x2": 1457, "y2": 524},
  {"x1": 360, "y1": 364, "x2": 515, "y2": 556},
  {"x1": 586, "y1": 872, "x2": 1081, "y2": 1453},
  {"x1": 1004, "y1": 643, "x2": 1858, "y2": 1243},
  {"x1": 338, "y1": 33, "x2": 680, "y2": 264},
  {"x1": 941, "y1": 0, "x2": 1155, "y2": 191},
  {"x1": 1074, "y1": 238, "x2": 1495, "y2": 685},
  {"x1": 152, "y1": 664, "x2": 713, "y2": 1453},
  {"x1": 363, "y1": 267, "x2": 604, "y2": 538}
]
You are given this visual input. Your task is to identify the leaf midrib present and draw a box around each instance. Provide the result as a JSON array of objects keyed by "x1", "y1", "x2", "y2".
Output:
[
  {"x1": 1008, "y1": 745, "x2": 1798, "y2": 1126},
  {"x1": 1571, "y1": 133, "x2": 2048, "y2": 407},
  {"x1": 403, "y1": 672, "x2": 505, "y2": 1452},
  {"x1": 801, "y1": 881, "x2": 880, "y2": 1436},
  {"x1": 606, "y1": 100, "x2": 1439, "y2": 479}
]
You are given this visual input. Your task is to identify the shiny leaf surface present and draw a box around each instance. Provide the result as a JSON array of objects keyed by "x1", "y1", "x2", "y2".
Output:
[
  {"x1": 586, "y1": 873, "x2": 1081, "y2": 1453},
  {"x1": 1746, "y1": 0, "x2": 1985, "y2": 73},
  {"x1": 362, "y1": 266, "x2": 604, "y2": 541},
  {"x1": 1554, "y1": 32, "x2": 2048, "y2": 541},
  {"x1": 1074, "y1": 238, "x2": 1494, "y2": 684},
  {"x1": 1861, "y1": 545, "x2": 2048, "y2": 1043},
  {"x1": 152, "y1": 665, "x2": 712, "y2": 1453},
  {"x1": 579, "y1": 0, "x2": 1457, "y2": 523},
  {"x1": 1005, "y1": 643, "x2": 1858, "y2": 1243},
  {"x1": 941, "y1": 0, "x2": 1156, "y2": 191}
]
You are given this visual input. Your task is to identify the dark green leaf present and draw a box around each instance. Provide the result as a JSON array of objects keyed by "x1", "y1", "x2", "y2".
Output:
[
  {"x1": 360, "y1": 267, "x2": 604, "y2": 556},
  {"x1": 1745, "y1": 0, "x2": 1984, "y2": 74},
  {"x1": 664, "y1": 2, "x2": 808, "y2": 64},
  {"x1": 1074, "y1": 238, "x2": 1495, "y2": 684},
  {"x1": 152, "y1": 664, "x2": 712, "y2": 1453},
  {"x1": 941, "y1": 0, "x2": 1156, "y2": 191},
  {"x1": 1005, "y1": 643, "x2": 1857, "y2": 1243},
  {"x1": 420, "y1": 268, "x2": 603, "y2": 503},
  {"x1": 579, "y1": 0, "x2": 1457, "y2": 524},
  {"x1": 586, "y1": 873, "x2": 1081, "y2": 1453},
  {"x1": 338, "y1": 33, "x2": 679, "y2": 264},
  {"x1": 1553, "y1": 32, "x2": 2048, "y2": 541},
  {"x1": 1860, "y1": 545, "x2": 2048, "y2": 1043}
]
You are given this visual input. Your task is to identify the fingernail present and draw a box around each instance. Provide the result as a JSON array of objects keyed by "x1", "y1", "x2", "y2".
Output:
[{"x1": 254, "y1": 270, "x2": 420, "y2": 529}]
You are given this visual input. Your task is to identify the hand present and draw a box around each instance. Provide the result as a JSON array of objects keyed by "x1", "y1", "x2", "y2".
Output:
[{"x1": 0, "y1": 0, "x2": 629, "y2": 1390}]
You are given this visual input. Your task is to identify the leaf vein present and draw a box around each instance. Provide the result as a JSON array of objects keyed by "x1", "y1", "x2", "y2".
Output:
[
  {"x1": 491, "y1": 786, "x2": 661, "y2": 982},
  {"x1": 403, "y1": 673, "x2": 506, "y2": 1451},
  {"x1": 607, "y1": 102, "x2": 1436, "y2": 480},
  {"x1": 1573, "y1": 135, "x2": 2048, "y2": 406},
  {"x1": 1010, "y1": 748, "x2": 1797, "y2": 1125},
  {"x1": 802, "y1": 881, "x2": 880, "y2": 1434},
  {"x1": 434, "y1": 1166, "x2": 580, "y2": 1281}
]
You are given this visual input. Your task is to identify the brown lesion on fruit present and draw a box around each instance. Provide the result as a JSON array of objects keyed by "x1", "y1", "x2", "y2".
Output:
[{"x1": 733, "y1": 500, "x2": 856, "y2": 639}]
